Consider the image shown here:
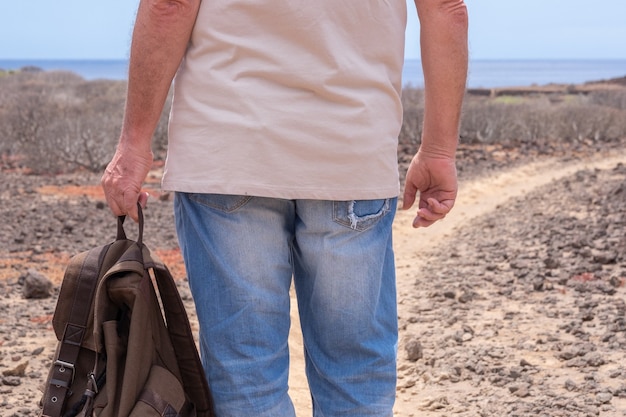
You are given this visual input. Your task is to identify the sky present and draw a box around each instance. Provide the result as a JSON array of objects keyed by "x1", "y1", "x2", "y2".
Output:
[{"x1": 1, "y1": 0, "x2": 625, "y2": 61}]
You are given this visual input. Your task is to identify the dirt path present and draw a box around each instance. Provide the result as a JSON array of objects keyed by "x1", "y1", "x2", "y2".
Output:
[
  {"x1": 391, "y1": 149, "x2": 626, "y2": 416},
  {"x1": 287, "y1": 149, "x2": 626, "y2": 416}
]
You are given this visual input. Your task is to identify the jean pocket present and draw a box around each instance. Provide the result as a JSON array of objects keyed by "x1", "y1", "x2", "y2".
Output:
[
  {"x1": 187, "y1": 193, "x2": 253, "y2": 213},
  {"x1": 333, "y1": 198, "x2": 391, "y2": 232}
]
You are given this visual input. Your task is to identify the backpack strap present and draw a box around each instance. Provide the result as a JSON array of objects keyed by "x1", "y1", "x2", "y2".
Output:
[
  {"x1": 43, "y1": 214, "x2": 129, "y2": 417},
  {"x1": 109, "y1": 205, "x2": 214, "y2": 416},
  {"x1": 42, "y1": 245, "x2": 109, "y2": 417},
  {"x1": 146, "y1": 251, "x2": 216, "y2": 417}
]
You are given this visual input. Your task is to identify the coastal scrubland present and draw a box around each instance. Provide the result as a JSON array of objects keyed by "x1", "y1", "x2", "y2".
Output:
[
  {"x1": 1, "y1": 67, "x2": 626, "y2": 177},
  {"x1": 1, "y1": 67, "x2": 626, "y2": 416}
]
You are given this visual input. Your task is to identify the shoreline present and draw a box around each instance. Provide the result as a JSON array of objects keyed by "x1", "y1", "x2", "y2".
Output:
[{"x1": 1, "y1": 58, "x2": 625, "y2": 89}]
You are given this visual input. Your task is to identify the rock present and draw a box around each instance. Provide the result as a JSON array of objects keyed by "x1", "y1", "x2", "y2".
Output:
[
  {"x1": 519, "y1": 359, "x2": 533, "y2": 368},
  {"x1": 400, "y1": 378, "x2": 417, "y2": 389},
  {"x1": 509, "y1": 383, "x2": 531, "y2": 398},
  {"x1": 2, "y1": 361, "x2": 28, "y2": 377},
  {"x1": 592, "y1": 250, "x2": 617, "y2": 265},
  {"x1": 544, "y1": 257, "x2": 560, "y2": 269},
  {"x1": 585, "y1": 353, "x2": 606, "y2": 367},
  {"x1": 405, "y1": 337, "x2": 423, "y2": 362},
  {"x1": 21, "y1": 269, "x2": 53, "y2": 299},
  {"x1": 564, "y1": 379, "x2": 578, "y2": 391},
  {"x1": 595, "y1": 392, "x2": 612, "y2": 404},
  {"x1": 420, "y1": 396, "x2": 449, "y2": 411},
  {"x1": 443, "y1": 290, "x2": 456, "y2": 299},
  {"x1": 458, "y1": 291, "x2": 473, "y2": 303},
  {"x1": 1, "y1": 376, "x2": 22, "y2": 386},
  {"x1": 609, "y1": 275, "x2": 625, "y2": 288}
]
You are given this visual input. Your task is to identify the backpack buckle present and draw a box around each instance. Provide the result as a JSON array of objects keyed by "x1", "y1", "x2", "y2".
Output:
[
  {"x1": 54, "y1": 359, "x2": 76, "y2": 385},
  {"x1": 88, "y1": 372, "x2": 99, "y2": 394}
]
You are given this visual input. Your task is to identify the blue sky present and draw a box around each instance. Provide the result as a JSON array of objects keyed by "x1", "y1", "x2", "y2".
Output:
[{"x1": 1, "y1": 0, "x2": 625, "y2": 60}]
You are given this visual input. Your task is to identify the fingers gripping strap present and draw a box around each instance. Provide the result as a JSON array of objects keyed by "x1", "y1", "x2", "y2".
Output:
[{"x1": 117, "y1": 203, "x2": 144, "y2": 245}]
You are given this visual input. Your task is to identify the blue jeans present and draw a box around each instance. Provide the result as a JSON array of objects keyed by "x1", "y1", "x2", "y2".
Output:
[{"x1": 174, "y1": 193, "x2": 398, "y2": 417}]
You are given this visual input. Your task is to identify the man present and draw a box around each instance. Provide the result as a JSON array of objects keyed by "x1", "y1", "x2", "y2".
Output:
[{"x1": 102, "y1": 0, "x2": 468, "y2": 415}]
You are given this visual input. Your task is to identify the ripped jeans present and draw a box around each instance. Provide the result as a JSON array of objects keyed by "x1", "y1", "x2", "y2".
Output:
[{"x1": 174, "y1": 193, "x2": 398, "y2": 417}]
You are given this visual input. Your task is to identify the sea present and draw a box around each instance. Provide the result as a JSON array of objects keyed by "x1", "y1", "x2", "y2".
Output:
[{"x1": 1, "y1": 58, "x2": 625, "y2": 89}]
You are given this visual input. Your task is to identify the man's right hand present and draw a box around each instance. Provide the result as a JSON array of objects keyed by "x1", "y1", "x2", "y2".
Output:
[{"x1": 101, "y1": 143, "x2": 153, "y2": 222}]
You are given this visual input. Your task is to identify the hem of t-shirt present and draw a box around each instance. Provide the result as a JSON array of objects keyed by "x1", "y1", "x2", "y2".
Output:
[{"x1": 161, "y1": 179, "x2": 400, "y2": 201}]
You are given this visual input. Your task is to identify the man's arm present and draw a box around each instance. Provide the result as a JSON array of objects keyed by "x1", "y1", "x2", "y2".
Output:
[
  {"x1": 402, "y1": 0, "x2": 468, "y2": 228},
  {"x1": 101, "y1": 0, "x2": 201, "y2": 222}
]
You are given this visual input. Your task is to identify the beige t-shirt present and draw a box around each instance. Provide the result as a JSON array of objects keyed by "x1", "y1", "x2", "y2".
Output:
[{"x1": 163, "y1": 0, "x2": 407, "y2": 200}]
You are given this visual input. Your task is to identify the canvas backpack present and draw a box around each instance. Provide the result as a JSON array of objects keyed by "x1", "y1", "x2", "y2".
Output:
[{"x1": 40, "y1": 206, "x2": 215, "y2": 417}]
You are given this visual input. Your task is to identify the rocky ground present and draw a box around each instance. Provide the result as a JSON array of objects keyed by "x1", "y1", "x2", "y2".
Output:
[
  {"x1": 393, "y1": 154, "x2": 626, "y2": 417},
  {"x1": 1, "y1": 139, "x2": 625, "y2": 416}
]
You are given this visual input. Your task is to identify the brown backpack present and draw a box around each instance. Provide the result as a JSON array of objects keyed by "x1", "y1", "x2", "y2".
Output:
[{"x1": 40, "y1": 207, "x2": 215, "y2": 417}]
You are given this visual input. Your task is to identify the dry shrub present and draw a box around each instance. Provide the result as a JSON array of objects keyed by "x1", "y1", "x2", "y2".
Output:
[
  {"x1": 399, "y1": 87, "x2": 424, "y2": 152},
  {"x1": 461, "y1": 92, "x2": 626, "y2": 148},
  {"x1": 0, "y1": 71, "x2": 125, "y2": 173},
  {"x1": 2, "y1": 72, "x2": 625, "y2": 175},
  {"x1": 0, "y1": 69, "x2": 172, "y2": 174},
  {"x1": 550, "y1": 102, "x2": 626, "y2": 142},
  {"x1": 397, "y1": 86, "x2": 626, "y2": 172},
  {"x1": 589, "y1": 89, "x2": 626, "y2": 110}
]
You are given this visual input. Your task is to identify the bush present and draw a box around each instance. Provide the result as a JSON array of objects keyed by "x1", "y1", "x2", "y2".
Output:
[
  {"x1": 0, "y1": 71, "x2": 124, "y2": 173},
  {"x1": 589, "y1": 89, "x2": 626, "y2": 110},
  {"x1": 0, "y1": 70, "x2": 173, "y2": 173},
  {"x1": 2, "y1": 72, "x2": 625, "y2": 175},
  {"x1": 465, "y1": 91, "x2": 626, "y2": 146}
]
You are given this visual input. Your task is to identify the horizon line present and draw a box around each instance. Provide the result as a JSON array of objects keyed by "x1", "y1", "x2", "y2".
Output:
[{"x1": 2, "y1": 57, "x2": 626, "y2": 62}]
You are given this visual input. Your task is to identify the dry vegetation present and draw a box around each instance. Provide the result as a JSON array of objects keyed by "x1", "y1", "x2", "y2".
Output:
[
  {"x1": 1, "y1": 67, "x2": 626, "y2": 417},
  {"x1": 1, "y1": 67, "x2": 626, "y2": 176},
  {"x1": 0, "y1": 68, "x2": 170, "y2": 174},
  {"x1": 398, "y1": 78, "x2": 626, "y2": 187}
]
